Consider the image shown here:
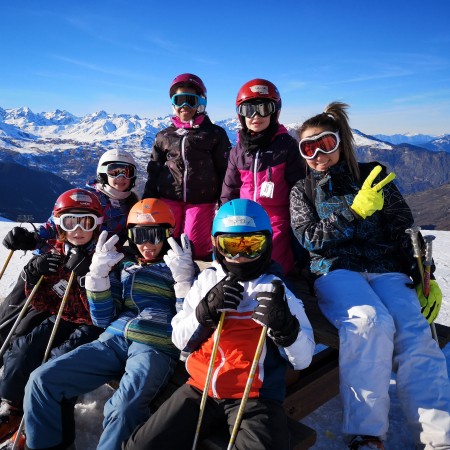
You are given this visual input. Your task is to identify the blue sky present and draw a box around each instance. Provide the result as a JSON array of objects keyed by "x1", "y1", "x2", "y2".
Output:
[{"x1": 1, "y1": 0, "x2": 449, "y2": 135}]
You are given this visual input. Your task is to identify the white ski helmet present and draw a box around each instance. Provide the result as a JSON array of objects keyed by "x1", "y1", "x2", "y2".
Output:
[{"x1": 96, "y1": 149, "x2": 137, "y2": 189}]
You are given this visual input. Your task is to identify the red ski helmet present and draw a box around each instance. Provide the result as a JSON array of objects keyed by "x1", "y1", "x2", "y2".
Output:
[
  {"x1": 53, "y1": 188, "x2": 104, "y2": 218},
  {"x1": 235, "y1": 78, "x2": 282, "y2": 110},
  {"x1": 169, "y1": 73, "x2": 207, "y2": 99}
]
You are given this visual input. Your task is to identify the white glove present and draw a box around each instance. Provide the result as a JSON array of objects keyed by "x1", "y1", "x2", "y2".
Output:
[
  {"x1": 163, "y1": 233, "x2": 195, "y2": 298},
  {"x1": 85, "y1": 231, "x2": 124, "y2": 292}
]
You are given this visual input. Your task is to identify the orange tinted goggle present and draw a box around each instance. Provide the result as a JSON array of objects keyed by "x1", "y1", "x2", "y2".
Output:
[
  {"x1": 299, "y1": 131, "x2": 340, "y2": 160},
  {"x1": 216, "y1": 233, "x2": 267, "y2": 260}
]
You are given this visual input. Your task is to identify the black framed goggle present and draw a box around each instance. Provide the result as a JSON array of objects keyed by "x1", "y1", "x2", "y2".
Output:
[
  {"x1": 102, "y1": 163, "x2": 136, "y2": 179},
  {"x1": 216, "y1": 233, "x2": 267, "y2": 260},
  {"x1": 128, "y1": 226, "x2": 169, "y2": 245},
  {"x1": 237, "y1": 101, "x2": 277, "y2": 118}
]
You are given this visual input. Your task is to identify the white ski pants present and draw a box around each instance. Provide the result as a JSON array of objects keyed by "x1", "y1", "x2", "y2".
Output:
[{"x1": 314, "y1": 270, "x2": 450, "y2": 449}]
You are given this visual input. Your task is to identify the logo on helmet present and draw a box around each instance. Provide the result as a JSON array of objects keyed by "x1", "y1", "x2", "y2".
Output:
[
  {"x1": 223, "y1": 216, "x2": 256, "y2": 228},
  {"x1": 250, "y1": 85, "x2": 269, "y2": 95},
  {"x1": 69, "y1": 193, "x2": 94, "y2": 205},
  {"x1": 135, "y1": 213, "x2": 157, "y2": 223}
]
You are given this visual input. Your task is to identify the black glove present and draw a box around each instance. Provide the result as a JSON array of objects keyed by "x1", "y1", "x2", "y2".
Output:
[
  {"x1": 65, "y1": 247, "x2": 92, "y2": 276},
  {"x1": 196, "y1": 274, "x2": 244, "y2": 327},
  {"x1": 2, "y1": 227, "x2": 38, "y2": 251},
  {"x1": 25, "y1": 253, "x2": 62, "y2": 283},
  {"x1": 252, "y1": 280, "x2": 300, "y2": 347}
]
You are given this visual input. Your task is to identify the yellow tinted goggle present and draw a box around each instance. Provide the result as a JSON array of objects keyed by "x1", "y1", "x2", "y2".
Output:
[{"x1": 216, "y1": 233, "x2": 267, "y2": 260}]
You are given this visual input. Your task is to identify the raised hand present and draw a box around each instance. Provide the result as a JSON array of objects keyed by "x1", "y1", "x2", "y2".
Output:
[
  {"x1": 350, "y1": 165, "x2": 396, "y2": 219},
  {"x1": 2, "y1": 226, "x2": 37, "y2": 251},
  {"x1": 85, "y1": 231, "x2": 124, "y2": 292},
  {"x1": 163, "y1": 233, "x2": 195, "y2": 298}
]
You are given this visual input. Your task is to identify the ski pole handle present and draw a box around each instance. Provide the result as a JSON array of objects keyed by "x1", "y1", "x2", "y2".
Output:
[
  {"x1": 423, "y1": 235, "x2": 435, "y2": 298},
  {"x1": 405, "y1": 226, "x2": 425, "y2": 282}
]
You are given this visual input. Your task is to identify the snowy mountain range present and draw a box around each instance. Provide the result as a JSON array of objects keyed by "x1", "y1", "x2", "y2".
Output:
[{"x1": 0, "y1": 106, "x2": 449, "y2": 225}]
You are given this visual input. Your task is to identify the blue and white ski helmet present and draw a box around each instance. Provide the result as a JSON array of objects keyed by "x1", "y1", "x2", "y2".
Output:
[{"x1": 212, "y1": 199, "x2": 272, "y2": 237}]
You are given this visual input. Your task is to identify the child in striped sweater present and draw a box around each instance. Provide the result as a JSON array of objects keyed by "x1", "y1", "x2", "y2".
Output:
[{"x1": 21, "y1": 199, "x2": 195, "y2": 450}]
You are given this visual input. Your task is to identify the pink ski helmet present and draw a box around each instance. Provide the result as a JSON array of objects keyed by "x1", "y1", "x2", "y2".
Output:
[{"x1": 169, "y1": 73, "x2": 207, "y2": 99}]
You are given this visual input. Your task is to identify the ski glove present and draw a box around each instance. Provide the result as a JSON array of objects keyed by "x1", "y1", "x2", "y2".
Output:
[
  {"x1": 163, "y1": 233, "x2": 195, "y2": 299},
  {"x1": 25, "y1": 253, "x2": 62, "y2": 283},
  {"x1": 65, "y1": 247, "x2": 91, "y2": 277},
  {"x1": 350, "y1": 165, "x2": 396, "y2": 219},
  {"x1": 416, "y1": 280, "x2": 442, "y2": 324},
  {"x1": 85, "y1": 231, "x2": 124, "y2": 292},
  {"x1": 196, "y1": 274, "x2": 243, "y2": 328},
  {"x1": 252, "y1": 280, "x2": 300, "y2": 348},
  {"x1": 2, "y1": 227, "x2": 38, "y2": 251}
]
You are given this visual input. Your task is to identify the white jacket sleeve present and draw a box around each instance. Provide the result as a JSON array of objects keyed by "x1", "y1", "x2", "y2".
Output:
[
  {"x1": 171, "y1": 266, "x2": 223, "y2": 351},
  {"x1": 281, "y1": 283, "x2": 316, "y2": 370}
]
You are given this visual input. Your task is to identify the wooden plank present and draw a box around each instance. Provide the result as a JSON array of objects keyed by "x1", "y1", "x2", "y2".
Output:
[{"x1": 435, "y1": 322, "x2": 450, "y2": 349}]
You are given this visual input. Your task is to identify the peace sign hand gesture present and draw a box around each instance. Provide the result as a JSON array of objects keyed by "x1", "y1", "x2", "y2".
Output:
[{"x1": 350, "y1": 165, "x2": 396, "y2": 219}]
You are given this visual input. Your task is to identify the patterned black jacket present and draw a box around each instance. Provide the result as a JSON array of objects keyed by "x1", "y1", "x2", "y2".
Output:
[{"x1": 290, "y1": 161, "x2": 419, "y2": 279}]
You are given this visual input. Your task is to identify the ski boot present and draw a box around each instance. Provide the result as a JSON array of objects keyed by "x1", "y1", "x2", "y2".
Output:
[
  {"x1": 0, "y1": 429, "x2": 26, "y2": 450},
  {"x1": 348, "y1": 435, "x2": 385, "y2": 450},
  {"x1": 0, "y1": 401, "x2": 22, "y2": 443}
]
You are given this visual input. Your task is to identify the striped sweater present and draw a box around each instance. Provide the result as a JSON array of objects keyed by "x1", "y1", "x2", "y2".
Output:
[{"x1": 87, "y1": 257, "x2": 179, "y2": 360}]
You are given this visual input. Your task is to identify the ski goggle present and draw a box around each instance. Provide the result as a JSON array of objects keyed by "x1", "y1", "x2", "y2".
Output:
[
  {"x1": 171, "y1": 93, "x2": 207, "y2": 109},
  {"x1": 104, "y1": 163, "x2": 136, "y2": 179},
  {"x1": 128, "y1": 226, "x2": 170, "y2": 245},
  {"x1": 216, "y1": 233, "x2": 267, "y2": 260},
  {"x1": 299, "y1": 131, "x2": 340, "y2": 160},
  {"x1": 54, "y1": 213, "x2": 103, "y2": 232},
  {"x1": 237, "y1": 101, "x2": 277, "y2": 118}
]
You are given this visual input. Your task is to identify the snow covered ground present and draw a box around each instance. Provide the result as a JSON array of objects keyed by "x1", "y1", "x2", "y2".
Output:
[{"x1": 0, "y1": 220, "x2": 449, "y2": 449}]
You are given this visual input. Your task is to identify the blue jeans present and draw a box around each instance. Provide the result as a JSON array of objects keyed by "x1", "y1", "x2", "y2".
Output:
[{"x1": 24, "y1": 333, "x2": 177, "y2": 450}]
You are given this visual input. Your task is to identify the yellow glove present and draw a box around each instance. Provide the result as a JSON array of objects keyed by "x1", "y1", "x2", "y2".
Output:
[
  {"x1": 416, "y1": 280, "x2": 442, "y2": 324},
  {"x1": 350, "y1": 165, "x2": 396, "y2": 219}
]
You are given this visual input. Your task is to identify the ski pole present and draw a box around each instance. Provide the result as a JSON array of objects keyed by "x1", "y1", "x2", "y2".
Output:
[
  {"x1": 423, "y1": 235, "x2": 435, "y2": 298},
  {"x1": 423, "y1": 234, "x2": 439, "y2": 342},
  {"x1": 227, "y1": 325, "x2": 267, "y2": 450},
  {"x1": 0, "y1": 250, "x2": 14, "y2": 281},
  {"x1": 192, "y1": 311, "x2": 226, "y2": 450},
  {"x1": 0, "y1": 275, "x2": 44, "y2": 359},
  {"x1": 405, "y1": 227, "x2": 438, "y2": 342},
  {"x1": 12, "y1": 271, "x2": 75, "y2": 450}
]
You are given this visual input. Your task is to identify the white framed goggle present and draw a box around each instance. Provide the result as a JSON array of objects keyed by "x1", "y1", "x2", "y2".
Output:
[{"x1": 54, "y1": 213, "x2": 103, "y2": 232}]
